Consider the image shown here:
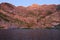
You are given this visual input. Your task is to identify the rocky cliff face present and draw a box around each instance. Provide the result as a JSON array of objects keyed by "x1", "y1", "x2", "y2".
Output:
[{"x1": 0, "y1": 2, "x2": 60, "y2": 29}]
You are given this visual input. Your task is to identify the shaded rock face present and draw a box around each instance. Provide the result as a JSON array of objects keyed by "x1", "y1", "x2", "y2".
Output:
[{"x1": 0, "y1": 2, "x2": 60, "y2": 29}]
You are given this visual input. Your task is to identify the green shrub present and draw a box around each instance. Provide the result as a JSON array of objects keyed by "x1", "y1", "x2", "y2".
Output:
[
  {"x1": 45, "y1": 27, "x2": 53, "y2": 29},
  {"x1": 0, "y1": 12, "x2": 10, "y2": 22}
]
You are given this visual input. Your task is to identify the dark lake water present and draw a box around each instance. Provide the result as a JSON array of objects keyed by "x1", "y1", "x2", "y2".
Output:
[{"x1": 0, "y1": 29, "x2": 60, "y2": 40}]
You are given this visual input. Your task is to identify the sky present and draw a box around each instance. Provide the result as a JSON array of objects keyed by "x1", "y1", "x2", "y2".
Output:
[{"x1": 0, "y1": 0, "x2": 60, "y2": 6}]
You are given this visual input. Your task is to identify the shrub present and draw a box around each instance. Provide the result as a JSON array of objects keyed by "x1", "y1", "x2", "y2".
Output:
[
  {"x1": 56, "y1": 5, "x2": 60, "y2": 11},
  {"x1": 0, "y1": 26, "x2": 4, "y2": 29},
  {"x1": 26, "y1": 22, "x2": 35, "y2": 28},
  {"x1": 54, "y1": 24, "x2": 60, "y2": 29},
  {"x1": 0, "y1": 12, "x2": 10, "y2": 22},
  {"x1": 15, "y1": 18, "x2": 26, "y2": 24},
  {"x1": 28, "y1": 11, "x2": 36, "y2": 17},
  {"x1": 46, "y1": 10, "x2": 53, "y2": 15},
  {"x1": 45, "y1": 27, "x2": 53, "y2": 29}
]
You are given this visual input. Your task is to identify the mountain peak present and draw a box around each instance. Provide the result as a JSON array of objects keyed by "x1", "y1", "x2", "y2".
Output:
[
  {"x1": 0, "y1": 2, "x2": 16, "y2": 11},
  {"x1": 32, "y1": 4, "x2": 39, "y2": 6},
  {"x1": 31, "y1": 4, "x2": 40, "y2": 8},
  {"x1": 0, "y1": 2, "x2": 12, "y2": 6},
  {"x1": 0, "y1": 2, "x2": 15, "y2": 8},
  {"x1": 1, "y1": 2, "x2": 11, "y2": 4}
]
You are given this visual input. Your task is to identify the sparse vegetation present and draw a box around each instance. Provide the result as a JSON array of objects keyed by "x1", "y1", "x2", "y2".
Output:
[
  {"x1": 0, "y1": 3, "x2": 60, "y2": 29},
  {"x1": 46, "y1": 10, "x2": 53, "y2": 15},
  {"x1": 45, "y1": 27, "x2": 53, "y2": 29},
  {"x1": 0, "y1": 26, "x2": 4, "y2": 29},
  {"x1": 28, "y1": 11, "x2": 36, "y2": 17},
  {"x1": 22, "y1": 28, "x2": 32, "y2": 29},
  {"x1": 0, "y1": 12, "x2": 10, "y2": 22},
  {"x1": 56, "y1": 5, "x2": 60, "y2": 11},
  {"x1": 27, "y1": 22, "x2": 35, "y2": 28},
  {"x1": 45, "y1": 24, "x2": 60, "y2": 30},
  {"x1": 15, "y1": 18, "x2": 26, "y2": 25},
  {"x1": 54, "y1": 24, "x2": 60, "y2": 30}
]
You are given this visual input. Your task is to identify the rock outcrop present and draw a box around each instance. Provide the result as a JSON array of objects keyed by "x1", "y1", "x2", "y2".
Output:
[{"x1": 0, "y1": 2, "x2": 60, "y2": 29}]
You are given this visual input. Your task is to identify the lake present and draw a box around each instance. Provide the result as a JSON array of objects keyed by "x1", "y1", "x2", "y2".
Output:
[{"x1": 0, "y1": 29, "x2": 60, "y2": 40}]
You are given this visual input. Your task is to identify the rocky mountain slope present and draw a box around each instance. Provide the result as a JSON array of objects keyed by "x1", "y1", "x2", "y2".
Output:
[{"x1": 0, "y1": 2, "x2": 60, "y2": 29}]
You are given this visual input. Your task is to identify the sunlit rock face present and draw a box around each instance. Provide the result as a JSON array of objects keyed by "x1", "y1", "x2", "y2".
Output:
[{"x1": 0, "y1": 2, "x2": 60, "y2": 29}]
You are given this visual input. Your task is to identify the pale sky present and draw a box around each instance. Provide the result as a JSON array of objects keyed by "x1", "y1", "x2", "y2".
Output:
[{"x1": 0, "y1": 0, "x2": 60, "y2": 6}]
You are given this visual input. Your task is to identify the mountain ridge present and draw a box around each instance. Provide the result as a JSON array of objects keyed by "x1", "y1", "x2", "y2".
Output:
[{"x1": 0, "y1": 2, "x2": 60, "y2": 29}]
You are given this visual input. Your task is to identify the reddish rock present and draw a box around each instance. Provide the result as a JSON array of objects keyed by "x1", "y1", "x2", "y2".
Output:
[{"x1": 0, "y1": 2, "x2": 60, "y2": 29}]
